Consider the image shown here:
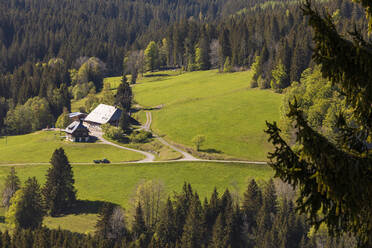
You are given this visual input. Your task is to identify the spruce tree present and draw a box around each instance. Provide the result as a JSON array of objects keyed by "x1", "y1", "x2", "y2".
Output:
[
  {"x1": 180, "y1": 193, "x2": 203, "y2": 248},
  {"x1": 219, "y1": 28, "x2": 231, "y2": 69},
  {"x1": 115, "y1": 81, "x2": 132, "y2": 113},
  {"x1": 8, "y1": 177, "x2": 45, "y2": 229},
  {"x1": 154, "y1": 198, "x2": 177, "y2": 247},
  {"x1": 210, "y1": 214, "x2": 226, "y2": 248},
  {"x1": 265, "y1": 0, "x2": 372, "y2": 246},
  {"x1": 119, "y1": 112, "x2": 130, "y2": 132},
  {"x1": 242, "y1": 179, "x2": 262, "y2": 231},
  {"x1": 95, "y1": 203, "x2": 115, "y2": 238},
  {"x1": 43, "y1": 148, "x2": 76, "y2": 216}
]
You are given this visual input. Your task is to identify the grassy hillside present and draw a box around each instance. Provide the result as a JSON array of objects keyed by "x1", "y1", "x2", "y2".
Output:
[
  {"x1": 0, "y1": 131, "x2": 144, "y2": 163},
  {"x1": 0, "y1": 162, "x2": 273, "y2": 233},
  {"x1": 133, "y1": 70, "x2": 282, "y2": 161}
]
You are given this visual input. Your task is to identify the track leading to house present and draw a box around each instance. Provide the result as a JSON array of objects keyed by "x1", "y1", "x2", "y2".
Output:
[{"x1": 89, "y1": 129, "x2": 156, "y2": 163}]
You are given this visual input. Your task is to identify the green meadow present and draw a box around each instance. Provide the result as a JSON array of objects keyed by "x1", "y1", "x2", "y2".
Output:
[
  {"x1": 133, "y1": 70, "x2": 282, "y2": 161},
  {"x1": 0, "y1": 131, "x2": 144, "y2": 163},
  {"x1": 0, "y1": 162, "x2": 273, "y2": 233}
]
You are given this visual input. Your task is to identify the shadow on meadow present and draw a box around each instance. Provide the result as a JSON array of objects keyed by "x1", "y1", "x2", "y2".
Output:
[
  {"x1": 200, "y1": 148, "x2": 222, "y2": 154},
  {"x1": 0, "y1": 216, "x2": 5, "y2": 223},
  {"x1": 65, "y1": 200, "x2": 119, "y2": 215},
  {"x1": 144, "y1": 73, "x2": 170, "y2": 78}
]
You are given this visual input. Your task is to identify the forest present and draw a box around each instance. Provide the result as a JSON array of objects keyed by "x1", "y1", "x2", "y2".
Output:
[{"x1": 0, "y1": 0, "x2": 368, "y2": 135}]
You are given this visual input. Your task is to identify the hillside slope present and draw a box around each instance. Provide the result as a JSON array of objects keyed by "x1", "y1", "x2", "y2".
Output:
[{"x1": 133, "y1": 70, "x2": 282, "y2": 161}]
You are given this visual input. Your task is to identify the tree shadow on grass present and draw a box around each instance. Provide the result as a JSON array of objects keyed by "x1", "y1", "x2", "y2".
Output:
[
  {"x1": 144, "y1": 73, "x2": 170, "y2": 78},
  {"x1": 0, "y1": 216, "x2": 5, "y2": 223},
  {"x1": 200, "y1": 148, "x2": 222, "y2": 154},
  {"x1": 64, "y1": 200, "x2": 119, "y2": 215}
]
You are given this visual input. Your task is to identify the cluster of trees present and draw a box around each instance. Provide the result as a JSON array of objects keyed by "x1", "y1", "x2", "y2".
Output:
[
  {"x1": 0, "y1": 59, "x2": 70, "y2": 134},
  {"x1": 2, "y1": 148, "x2": 76, "y2": 231},
  {"x1": 1, "y1": 175, "x2": 354, "y2": 247},
  {"x1": 279, "y1": 66, "x2": 346, "y2": 143}
]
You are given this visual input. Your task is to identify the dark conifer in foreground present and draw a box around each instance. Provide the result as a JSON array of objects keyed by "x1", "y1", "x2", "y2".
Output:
[{"x1": 43, "y1": 148, "x2": 76, "y2": 216}]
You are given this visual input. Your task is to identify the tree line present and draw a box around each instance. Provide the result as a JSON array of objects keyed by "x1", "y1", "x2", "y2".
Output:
[
  {"x1": 1, "y1": 148, "x2": 355, "y2": 247},
  {"x1": 131, "y1": 0, "x2": 367, "y2": 90}
]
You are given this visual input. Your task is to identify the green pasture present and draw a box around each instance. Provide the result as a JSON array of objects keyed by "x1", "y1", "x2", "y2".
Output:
[
  {"x1": 0, "y1": 162, "x2": 273, "y2": 233},
  {"x1": 0, "y1": 131, "x2": 144, "y2": 163},
  {"x1": 133, "y1": 70, "x2": 282, "y2": 161}
]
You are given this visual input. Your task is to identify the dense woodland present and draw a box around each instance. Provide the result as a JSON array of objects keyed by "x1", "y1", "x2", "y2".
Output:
[{"x1": 0, "y1": 0, "x2": 369, "y2": 135}]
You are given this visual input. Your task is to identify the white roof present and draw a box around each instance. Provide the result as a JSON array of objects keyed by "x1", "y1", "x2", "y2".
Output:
[{"x1": 84, "y1": 104, "x2": 121, "y2": 124}]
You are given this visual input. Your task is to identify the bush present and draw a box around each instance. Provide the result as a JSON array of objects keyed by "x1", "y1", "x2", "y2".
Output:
[
  {"x1": 102, "y1": 124, "x2": 126, "y2": 142},
  {"x1": 130, "y1": 130, "x2": 152, "y2": 143}
]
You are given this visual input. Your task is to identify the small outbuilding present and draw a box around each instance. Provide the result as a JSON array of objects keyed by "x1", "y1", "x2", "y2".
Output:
[
  {"x1": 68, "y1": 112, "x2": 87, "y2": 122},
  {"x1": 64, "y1": 120, "x2": 90, "y2": 142},
  {"x1": 83, "y1": 104, "x2": 122, "y2": 130}
]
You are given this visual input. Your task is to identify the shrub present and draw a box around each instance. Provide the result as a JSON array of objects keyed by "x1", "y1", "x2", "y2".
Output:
[
  {"x1": 130, "y1": 130, "x2": 152, "y2": 143},
  {"x1": 102, "y1": 124, "x2": 126, "y2": 142}
]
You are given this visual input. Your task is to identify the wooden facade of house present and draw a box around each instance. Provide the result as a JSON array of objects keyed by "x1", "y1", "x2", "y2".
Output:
[{"x1": 64, "y1": 121, "x2": 90, "y2": 142}]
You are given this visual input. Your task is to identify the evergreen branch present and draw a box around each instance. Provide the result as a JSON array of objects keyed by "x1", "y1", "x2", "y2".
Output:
[
  {"x1": 303, "y1": 0, "x2": 372, "y2": 133},
  {"x1": 265, "y1": 101, "x2": 372, "y2": 245}
]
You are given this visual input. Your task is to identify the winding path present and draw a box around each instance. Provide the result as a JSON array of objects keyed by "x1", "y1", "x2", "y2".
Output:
[
  {"x1": 143, "y1": 112, "x2": 199, "y2": 161},
  {"x1": 89, "y1": 129, "x2": 155, "y2": 163},
  {"x1": 0, "y1": 113, "x2": 268, "y2": 166}
]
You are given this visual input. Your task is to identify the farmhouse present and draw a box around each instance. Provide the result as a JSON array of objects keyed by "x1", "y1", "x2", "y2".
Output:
[
  {"x1": 64, "y1": 120, "x2": 90, "y2": 142},
  {"x1": 83, "y1": 104, "x2": 122, "y2": 129}
]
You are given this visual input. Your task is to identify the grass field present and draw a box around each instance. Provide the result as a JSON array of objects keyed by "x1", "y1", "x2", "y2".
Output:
[
  {"x1": 0, "y1": 162, "x2": 273, "y2": 233},
  {"x1": 0, "y1": 131, "x2": 144, "y2": 163},
  {"x1": 133, "y1": 70, "x2": 282, "y2": 161}
]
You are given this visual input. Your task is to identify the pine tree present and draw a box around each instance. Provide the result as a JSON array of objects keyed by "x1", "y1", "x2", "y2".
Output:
[
  {"x1": 154, "y1": 198, "x2": 177, "y2": 247},
  {"x1": 7, "y1": 177, "x2": 45, "y2": 229},
  {"x1": 180, "y1": 193, "x2": 203, "y2": 248},
  {"x1": 195, "y1": 35, "x2": 211, "y2": 70},
  {"x1": 265, "y1": 0, "x2": 372, "y2": 246},
  {"x1": 115, "y1": 81, "x2": 132, "y2": 113},
  {"x1": 119, "y1": 112, "x2": 130, "y2": 132},
  {"x1": 43, "y1": 148, "x2": 76, "y2": 216},
  {"x1": 95, "y1": 203, "x2": 115, "y2": 238},
  {"x1": 2, "y1": 167, "x2": 20, "y2": 209},
  {"x1": 210, "y1": 214, "x2": 226, "y2": 248},
  {"x1": 242, "y1": 179, "x2": 262, "y2": 231},
  {"x1": 219, "y1": 28, "x2": 231, "y2": 69}
]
